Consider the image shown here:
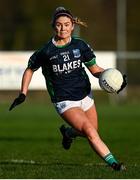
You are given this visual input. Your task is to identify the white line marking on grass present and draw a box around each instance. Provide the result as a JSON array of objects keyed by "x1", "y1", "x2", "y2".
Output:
[
  {"x1": 0, "y1": 160, "x2": 139, "y2": 168},
  {"x1": 0, "y1": 159, "x2": 36, "y2": 164},
  {"x1": 84, "y1": 163, "x2": 106, "y2": 166}
]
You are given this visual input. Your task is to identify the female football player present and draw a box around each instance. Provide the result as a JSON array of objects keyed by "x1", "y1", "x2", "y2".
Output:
[{"x1": 9, "y1": 7, "x2": 126, "y2": 171}]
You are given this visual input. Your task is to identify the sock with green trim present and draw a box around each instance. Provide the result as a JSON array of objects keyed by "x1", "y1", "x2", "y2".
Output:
[{"x1": 104, "y1": 153, "x2": 118, "y2": 166}]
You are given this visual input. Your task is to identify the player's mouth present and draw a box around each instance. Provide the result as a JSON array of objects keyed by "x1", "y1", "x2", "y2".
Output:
[{"x1": 60, "y1": 31, "x2": 68, "y2": 35}]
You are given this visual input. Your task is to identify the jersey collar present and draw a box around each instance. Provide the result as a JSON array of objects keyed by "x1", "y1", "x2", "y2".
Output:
[{"x1": 52, "y1": 37, "x2": 72, "y2": 48}]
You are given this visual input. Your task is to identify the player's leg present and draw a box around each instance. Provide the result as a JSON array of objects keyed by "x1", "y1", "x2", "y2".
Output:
[
  {"x1": 59, "y1": 104, "x2": 97, "y2": 145},
  {"x1": 61, "y1": 107, "x2": 124, "y2": 170},
  {"x1": 85, "y1": 104, "x2": 98, "y2": 130},
  {"x1": 54, "y1": 100, "x2": 84, "y2": 149},
  {"x1": 61, "y1": 107, "x2": 109, "y2": 156},
  {"x1": 59, "y1": 93, "x2": 98, "y2": 141},
  {"x1": 59, "y1": 107, "x2": 84, "y2": 150}
]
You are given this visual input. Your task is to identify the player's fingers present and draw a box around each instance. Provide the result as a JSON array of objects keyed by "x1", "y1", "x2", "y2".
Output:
[
  {"x1": 9, "y1": 94, "x2": 26, "y2": 111},
  {"x1": 123, "y1": 74, "x2": 127, "y2": 79}
]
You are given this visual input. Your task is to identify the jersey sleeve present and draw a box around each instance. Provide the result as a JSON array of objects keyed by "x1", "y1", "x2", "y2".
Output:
[
  {"x1": 81, "y1": 41, "x2": 96, "y2": 67},
  {"x1": 27, "y1": 48, "x2": 45, "y2": 71}
]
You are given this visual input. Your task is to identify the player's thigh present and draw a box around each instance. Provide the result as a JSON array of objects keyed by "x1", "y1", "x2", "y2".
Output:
[
  {"x1": 85, "y1": 104, "x2": 98, "y2": 131},
  {"x1": 61, "y1": 107, "x2": 92, "y2": 132}
]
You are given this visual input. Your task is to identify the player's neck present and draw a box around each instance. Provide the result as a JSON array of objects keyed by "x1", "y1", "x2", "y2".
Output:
[{"x1": 53, "y1": 36, "x2": 71, "y2": 46}]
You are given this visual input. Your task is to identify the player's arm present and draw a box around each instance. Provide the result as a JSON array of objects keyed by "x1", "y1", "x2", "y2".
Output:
[
  {"x1": 21, "y1": 68, "x2": 34, "y2": 95},
  {"x1": 82, "y1": 40, "x2": 126, "y2": 92},
  {"x1": 88, "y1": 64, "x2": 127, "y2": 93},
  {"x1": 9, "y1": 48, "x2": 44, "y2": 111},
  {"x1": 88, "y1": 64, "x2": 104, "y2": 78},
  {"x1": 84, "y1": 56, "x2": 104, "y2": 78},
  {"x1": 81, "y1": 40, "x2": 104, "y2": 78},
  {"x1": 9, "y1": 68, "x2": 34, "y2": 111}
]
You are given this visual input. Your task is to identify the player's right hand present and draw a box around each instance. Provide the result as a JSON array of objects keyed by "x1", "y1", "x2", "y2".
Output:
[{"x1": 9, "y1": 93, "x2": 26, "y2": 111}]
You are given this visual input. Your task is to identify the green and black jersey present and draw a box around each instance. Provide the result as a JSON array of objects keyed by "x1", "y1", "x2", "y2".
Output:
[{"x1": 28, "y1": 37, "x2": 96, "y2": 102}]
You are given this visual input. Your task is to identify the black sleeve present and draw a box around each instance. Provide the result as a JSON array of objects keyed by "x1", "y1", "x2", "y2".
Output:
[
  {"x1": 27, "y1": 47, "x2": 45, "y2": 71},
  {"x1": 81, "y1": 40, "x2": 96, "y2": 67}
]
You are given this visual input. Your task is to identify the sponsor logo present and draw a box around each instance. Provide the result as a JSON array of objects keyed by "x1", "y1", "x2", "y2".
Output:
[{"x1": 52, "y1": 59, "x2": 81, "y2": 74}]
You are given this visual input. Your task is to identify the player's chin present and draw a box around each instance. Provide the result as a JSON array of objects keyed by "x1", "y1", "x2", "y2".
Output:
[{"x1": 59, "y1": 34, "x2": 70, "y2": 39}]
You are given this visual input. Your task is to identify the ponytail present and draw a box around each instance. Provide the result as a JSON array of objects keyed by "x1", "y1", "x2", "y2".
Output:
[{"x1": 73, "y1": 17, "x2": 87, "y2": 27}]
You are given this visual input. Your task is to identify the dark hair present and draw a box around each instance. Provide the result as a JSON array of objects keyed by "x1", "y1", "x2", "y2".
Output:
[{"x1": 52, "y1": 7, "x2": 87, "y2": 28}]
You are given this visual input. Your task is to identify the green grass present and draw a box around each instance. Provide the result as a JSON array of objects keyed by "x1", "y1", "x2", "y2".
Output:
[{"x1": 0, "y1": 101, "x2": 140, "y2": 178}]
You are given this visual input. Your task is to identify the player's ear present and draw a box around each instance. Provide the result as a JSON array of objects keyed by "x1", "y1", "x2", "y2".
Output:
[{"x1": 72, "y1": 24, "x2": 75, "y2": 30}]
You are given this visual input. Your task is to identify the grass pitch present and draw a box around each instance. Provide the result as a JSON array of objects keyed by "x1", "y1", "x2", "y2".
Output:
[{"x1": 0, "y1": 101, "x2": 140, "y2": 178}]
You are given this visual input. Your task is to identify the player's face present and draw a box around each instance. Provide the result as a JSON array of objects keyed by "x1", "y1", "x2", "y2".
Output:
[{"x1": 55, "y1": 16, "x2": 74, "y2": 39}]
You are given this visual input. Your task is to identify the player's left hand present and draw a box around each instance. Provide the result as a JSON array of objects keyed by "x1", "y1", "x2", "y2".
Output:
[
  {"x1": 117, "y1": 75, "x2": 127, "y2": 94},
  {"x1": 9, "y1": 93, "x2": 26, "y2": 111}
]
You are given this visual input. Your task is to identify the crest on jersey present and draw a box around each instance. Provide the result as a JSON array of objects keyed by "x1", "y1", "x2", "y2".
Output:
[{"x1": 72, "y1": 49, "x2": 81, "y2": 58}]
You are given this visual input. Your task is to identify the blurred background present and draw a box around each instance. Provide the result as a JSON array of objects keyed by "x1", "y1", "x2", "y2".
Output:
[{"x1": 0, "y1": 0, "x2": 140, "y2": 104}]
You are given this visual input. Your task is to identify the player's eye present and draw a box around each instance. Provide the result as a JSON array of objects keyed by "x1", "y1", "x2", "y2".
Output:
[
  {"x1": 64, "y1": 23, "x2": 70, "y2": 27},
  {"x1": 56, "y1": 23, "x2": 61, "y2": 28}
]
